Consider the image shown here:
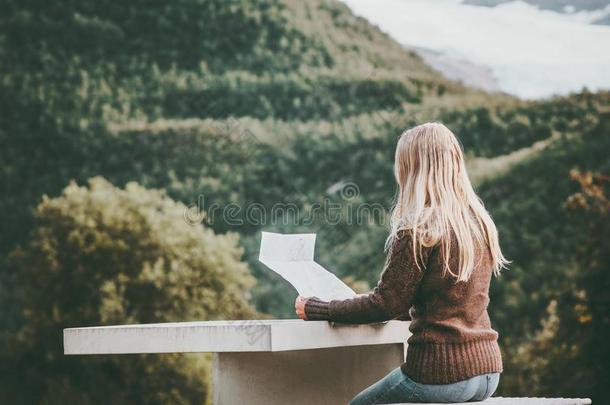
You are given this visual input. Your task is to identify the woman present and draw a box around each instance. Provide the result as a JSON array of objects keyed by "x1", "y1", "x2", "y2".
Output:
[{"x1": 295, "y1": 122, "x2": 508, "y2": 404}]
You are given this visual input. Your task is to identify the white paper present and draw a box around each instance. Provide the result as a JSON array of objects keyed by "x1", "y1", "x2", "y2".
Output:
[{"x1": 259, "y1": 232, "x2": 356, "y2": 301}]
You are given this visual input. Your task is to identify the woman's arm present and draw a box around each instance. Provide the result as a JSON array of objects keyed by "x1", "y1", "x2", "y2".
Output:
[{"x1": 301, "y1": 230, "x2": 434, "y2": 324}]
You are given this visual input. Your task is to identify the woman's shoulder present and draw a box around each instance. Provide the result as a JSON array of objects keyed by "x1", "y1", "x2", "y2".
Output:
[
  {"x1": 390, "y1": 228, "x2": 439, "y2": 259},
  {"x1": 394, "y1": 227, "x2": 439, "y2": 248}
]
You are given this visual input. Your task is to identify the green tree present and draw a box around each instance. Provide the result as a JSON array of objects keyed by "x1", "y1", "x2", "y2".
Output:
[
  {"x1": 2, "y1": 177, "x2": 255, "y2": 404},
  {"x1": 503, "y1": 170, "x2": 610, "y2": 403}
]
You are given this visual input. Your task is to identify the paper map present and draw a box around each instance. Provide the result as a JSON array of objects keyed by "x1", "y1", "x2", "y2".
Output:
[{"x1": 259, "y1": 232, "x2": 356, "y2": 301}]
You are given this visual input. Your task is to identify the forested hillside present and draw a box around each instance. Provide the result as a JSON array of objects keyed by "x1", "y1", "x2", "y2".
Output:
[
  {"x1": 1, "y1": 0, "x2": 608, "y2": 403},
  {"x1": 0, "y1": 0, "x2": 485, "y2": 252}
]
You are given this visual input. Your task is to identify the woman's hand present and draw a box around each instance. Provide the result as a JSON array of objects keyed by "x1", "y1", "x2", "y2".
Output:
[{"x1": 295, "y1": 295, "x2": 308, "y2": 320}]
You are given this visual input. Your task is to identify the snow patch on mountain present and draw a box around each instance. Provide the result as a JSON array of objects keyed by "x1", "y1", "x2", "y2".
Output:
[{"x1": 340, "y1": 0, "x2": 610, "y2": 99}]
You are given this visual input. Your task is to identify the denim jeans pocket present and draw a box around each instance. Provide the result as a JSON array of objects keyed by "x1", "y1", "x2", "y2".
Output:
[
  {"x1": 483, "y1": 373, "x2": 500, "y2": 400},
  {"x1": 412, "y1": 377, "x2": 474, "y2": 403},
  {"x1": 399, "y1": 374, "x2": 425, "y2": 402}
]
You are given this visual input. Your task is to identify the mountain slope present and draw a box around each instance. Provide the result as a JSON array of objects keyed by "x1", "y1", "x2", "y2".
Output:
[
  {"x1": 1, "y1": 0, "x2": 476, "y2": 125},
  {"x1": 1, "y1": 0, "x2": 609, "y2": 403}
]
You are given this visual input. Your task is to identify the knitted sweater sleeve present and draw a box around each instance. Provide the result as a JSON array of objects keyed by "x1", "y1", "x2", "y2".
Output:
[{"x1": 304, "y1": 230, "x2": 433, "y2": 324}]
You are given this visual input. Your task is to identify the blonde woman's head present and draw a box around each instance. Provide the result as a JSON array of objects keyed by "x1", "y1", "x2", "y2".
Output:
[{"x1": 388, "y1": 122, "x2": 508, "y2": 281}]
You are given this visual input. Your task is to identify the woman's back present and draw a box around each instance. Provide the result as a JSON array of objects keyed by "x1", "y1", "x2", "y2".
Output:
[
  {"x1": 403, "y1": 231, "x2": 502, "y2": 384},
  {"x1": 298, "y1": 122, "x2": 506, "y2": 403}
]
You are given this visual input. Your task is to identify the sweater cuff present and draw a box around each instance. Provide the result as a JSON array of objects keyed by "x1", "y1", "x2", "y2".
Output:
[{"x1": 304, "y1": 297, "x2": 331, "y2": 321}]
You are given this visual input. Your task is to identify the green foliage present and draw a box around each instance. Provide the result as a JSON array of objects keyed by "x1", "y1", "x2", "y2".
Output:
[
  {"x1": 1, "y1": 0, "x2": 609, "y2": 401},
  {"x1": 499, "y1": 168, "x2": 610, "y2": 404},
  {"x1": 2, "y1": 0, "x2": 329, "y2": 73},
  {"x1": 0, "y1": 0, "x2": 456, "y2": 255},
  {"x1": 439, "y1": 91, "x2": 609, "y2": 157},
  {"x1": 1, "y1": 177, "x2": 254, "y2": 403},
  {"x1": 154, "y1": 73, "x2": 421, "y2": 121},
  {"x1": 477, "y1": 114, "x2": 610, "y2": 402},
  {"x1": 0, "y1": 0, "x2": 453, "y2": 128},
  {"x1": 63, "y1": 94, "x2": 609, "y2": 322},
  {"x1": 478, "y1": 114, "x2": 610, "y2": 337}
]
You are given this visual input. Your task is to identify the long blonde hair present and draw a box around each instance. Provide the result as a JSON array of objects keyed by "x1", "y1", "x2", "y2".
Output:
[{"x1": 387, "y1": 122, "x2": 508, "y2": 281}]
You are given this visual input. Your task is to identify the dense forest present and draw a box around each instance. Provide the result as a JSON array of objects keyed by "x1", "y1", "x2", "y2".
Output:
[{"x1": 1, "y1": 0, "x2": 608, "y2": 403}]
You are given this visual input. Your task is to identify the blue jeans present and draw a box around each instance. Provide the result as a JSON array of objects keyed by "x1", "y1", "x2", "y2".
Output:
[{"x1": 349, "y1": 367, "x2": 500, "y2": 404}]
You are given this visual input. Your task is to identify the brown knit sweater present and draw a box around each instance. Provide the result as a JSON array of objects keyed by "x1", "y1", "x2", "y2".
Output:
[{"x1": 304, "y1": 229, "x2": 503, "y2": 384}]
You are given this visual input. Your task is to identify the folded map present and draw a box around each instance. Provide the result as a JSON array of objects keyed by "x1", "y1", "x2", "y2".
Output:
[{"x1": 259, "y1": 231, "x2": 356, "y2": 301}]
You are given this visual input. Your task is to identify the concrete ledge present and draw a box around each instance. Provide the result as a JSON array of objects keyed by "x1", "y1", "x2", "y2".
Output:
[
  {"x1": 64, "y1": 319, "x2": 410, "y2": 355},
  {"x1": 383, "y1": 397, "x2": 592, "y2": 405}
]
